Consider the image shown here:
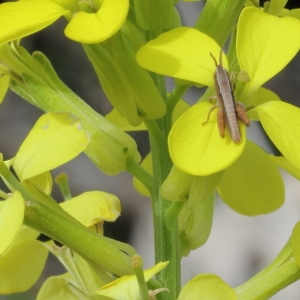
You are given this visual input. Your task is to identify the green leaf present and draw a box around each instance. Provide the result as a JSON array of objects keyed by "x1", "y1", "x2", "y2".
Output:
[{"x1": 218, "y1": 141, "x2": 284, "y2": 216}]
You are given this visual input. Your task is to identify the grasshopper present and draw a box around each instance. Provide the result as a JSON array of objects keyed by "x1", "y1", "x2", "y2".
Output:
[{"x1": 202, "y1": 51, "x2": 251, "y2": 143}]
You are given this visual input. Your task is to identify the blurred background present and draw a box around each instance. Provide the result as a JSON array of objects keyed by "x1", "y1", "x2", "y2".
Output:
[{"x1": 1, "y1": 0, "x2": 300, "y2": 299}]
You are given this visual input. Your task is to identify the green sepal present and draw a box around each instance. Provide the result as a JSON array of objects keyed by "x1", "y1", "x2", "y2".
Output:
[
  {"x1": 109, "y1": 31, "x2": 166, "y2": 121},
  {"x1": 132, "y1": 0, "x2": 174, "y2": 30},
  {"x1": 179, "y1": 193, "x2": 215, "y2": 256},
  {"x1": 292, "y1": 222, "x2": 300, "y2": 268},
  {"x1": 178, "y1": 172, "x2": 223, "y2": 255},
  {"x1": 49, "y1": 246, "x2": 106, "y2": 297},
  {"x1": 120, "y1": 19, "x2": 146, "y2": 53},
  {"x1": 82, "y1": 43, "x2": 141, "y2": 126}
]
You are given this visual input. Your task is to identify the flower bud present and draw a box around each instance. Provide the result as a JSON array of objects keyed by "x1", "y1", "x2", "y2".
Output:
[
  {"x1": 178, "y1": 172, "x2": 224, "y2": 255},
  {"x1": 161, "y1": 166, "x2": 193, "y2": 202}
]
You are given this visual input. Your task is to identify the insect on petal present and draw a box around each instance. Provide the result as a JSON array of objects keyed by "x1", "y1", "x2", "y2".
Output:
[{"x1": 168, "y1": 102, "x2": 246, "y2": 176}]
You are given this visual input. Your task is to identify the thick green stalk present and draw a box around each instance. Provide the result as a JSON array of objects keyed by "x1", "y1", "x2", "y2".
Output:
[
  {"x1": 144, "y1": 75, "x2": 183, "y2": 299},
  {"x1": 236, "y1": 259, "x2": 300, "y2": 300},
  {"x1": 234, "y1": 239, "x2": 300, "y2": 299}
]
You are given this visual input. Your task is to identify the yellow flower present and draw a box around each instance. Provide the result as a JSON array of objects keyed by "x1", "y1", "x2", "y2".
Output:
[
  {"x1": 0, "y1": 0, "x2": 129, "y2": 44},
  {"x1": 136, "y1": 7, "x2": 300, "y2": 176},
  {"x1": 0, "y1": 192, "x2": 48, "y2": 293},
  {"x1": 136, "y1": 7, "x2": 300, "y2": 216}
]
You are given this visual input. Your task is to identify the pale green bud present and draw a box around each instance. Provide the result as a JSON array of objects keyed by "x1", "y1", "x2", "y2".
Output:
[
  {"x1": 179, "y1": 194, "x2": 215, "y2": 256},
  {"x1": 161, "y1": 166, "x2": 193, "y2": 202},
  {"x1": 177, "y1": 172, "x2": 224, "y2": 255}
]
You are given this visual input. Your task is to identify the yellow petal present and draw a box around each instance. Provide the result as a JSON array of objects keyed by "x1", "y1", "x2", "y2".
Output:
[
  {"x1": 60, "y1": 191, "x2": 121, "y2": 227},
  {"x1": 0, "y1": 240, "x2": 48, "y2": 293},
  {"x1": 14, "y1": 112, "x2": 89, "y2": 181},
  {"x1": 97, "y1": 261, "x2": 169, "y2": 300},
  {"x1": 26, "y1": 171, "x2": 53, "y2": 195},
  {"x1": 237, "y1": 7, "x2": 300, "y2": 99},
  {"x1": 13, "y1": 225, "x2": 40, "y2": 246},
  {"x1": 37, "y1": 274, "x2": 83, "y2": 300},
  {"x1": 218, "y1": 141, "x2": 284, "y2": 216},
  {"x1": 168, "y1": 102, "x2": 246, "y2": 176},
  {"x1": 0, "y1": 0, "x2": 67, "y2": 44},
  {"x1": 136, "y1": 27, "x2": 227, "y2": 87},
  {"x1": 179, "y1": 193, "x2": 215, "y2": 255},
  {"x1": 0, "y1": 191, "x2": 24, "y2": 257},
  {"x1": 269, "y1": 155, "x2": 300, "y2": 180},
  {"x1": 253, "y1": 101, "x2": 300, "y2": 170},
  {"x1": 178, "y1": 274, "x2": 237, "y2": 300},
  {"x1": 64, "y1": 0, "x2": 129, "y2": 43},
  {"x1": 248, "y1": 87, "x2": 281, "y2": 107}
]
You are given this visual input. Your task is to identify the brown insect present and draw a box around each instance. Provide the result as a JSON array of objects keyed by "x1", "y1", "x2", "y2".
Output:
[{"x1": 202, "y1": 51, "x2": 251, "y2": 143}]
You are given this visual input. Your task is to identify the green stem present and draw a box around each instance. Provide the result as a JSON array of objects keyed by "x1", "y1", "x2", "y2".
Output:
[
  {"x1": 166, "y1": 85, "x2": 190, "y2": 112},
  {"x1": 134, "y1": 261, "x2": 151, "y2": 300},
  {"x1": 236, "y1": 258, "x2": 300, "y2": 300},
  {"x1": 145, "y1": 118, "x2": 180, "y2": 299},
  {"x1": 126, "y1": 157, "x2": 154, "y2": 194},
  {"x1": 235, "y1": 239, "x2": 299, "y2": 299}
]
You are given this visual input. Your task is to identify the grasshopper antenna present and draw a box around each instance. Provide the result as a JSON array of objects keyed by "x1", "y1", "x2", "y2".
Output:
[
  {"x1": 219, "y1": 50, "x2": 223, "y2": 66},
  {"x1": 210, "y1": 52, "x2": 218, "y2": 67}
]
